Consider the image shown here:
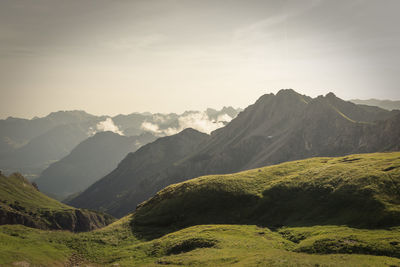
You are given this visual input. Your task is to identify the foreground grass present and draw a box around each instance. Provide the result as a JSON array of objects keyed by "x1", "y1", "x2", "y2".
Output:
[
  {"x1": 1, "y1": 152, "x2": 400, "y2": 266},
  {"x1": 1, "y1": 222, "x2": 400, "y2": 266}
]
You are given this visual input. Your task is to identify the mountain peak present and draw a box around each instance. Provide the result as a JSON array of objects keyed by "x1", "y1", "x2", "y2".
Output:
[
  {"x1": 45, "y1": 110, "x2": 96, "y2": 123},
  {"x1": 325, "y1": 92, "x2": 337, "y2": 98},
  {"x1": 177, "y1": 127, "x2": 209, "y2": 137},
  {"x1": 276, "y1": 88, "x2": 298, "y2": 96},
  {"x1": 47, "y1": 110, "x2": 91, "y2": 117}
]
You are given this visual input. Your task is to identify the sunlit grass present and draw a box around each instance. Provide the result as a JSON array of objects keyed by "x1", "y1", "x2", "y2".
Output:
[{"x1": 1, "y1": 152, "x2": 400, "y2": 266}]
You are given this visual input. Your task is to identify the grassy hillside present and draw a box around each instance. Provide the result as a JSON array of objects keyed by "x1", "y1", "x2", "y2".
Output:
[
  {"x1": 0, "y1": 173, "x2": 69, "y2": 210},
  {"x1": 1, "y1": 152, "x2": 400, "y2": 266},
  {"x1": 0, "y1": 173, "x2": 115, "y2": 231},
  {"x1": 133, "y1": 152, "x2": 400, "y2": 236}
]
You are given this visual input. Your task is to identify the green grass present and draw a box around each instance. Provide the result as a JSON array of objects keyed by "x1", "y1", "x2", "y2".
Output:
[
  {"x1": 0, "y1": 225, "x2": 71, "y2": 266},
  {"x1": 0, "y1": 223, "x2": 400, "y2": 266},
  {"x1": 133, "y1": 152, "x2": 400, "y2": 236},
  {"x1": 1, "y1": 152, "x2": 400, "y2": 266},
  {"x1": 0, "y1": 173, "x2": 70, "y2": 211},
  {"x1": 0, "y1": 173, "x2": 115, "y2": 231},
  {"x1": 279, "y1": 225, "x2": 400, "y2": 258}
]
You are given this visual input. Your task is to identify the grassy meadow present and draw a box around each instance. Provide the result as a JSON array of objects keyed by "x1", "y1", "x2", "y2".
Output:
[{"x1": 0, "y1": 152, "x2": 399, "y2": 266}]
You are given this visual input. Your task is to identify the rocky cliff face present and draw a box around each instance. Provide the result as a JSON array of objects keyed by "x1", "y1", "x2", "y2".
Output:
[{"x1": 0, "y1": 206, "x2": 114, "y2": 232}]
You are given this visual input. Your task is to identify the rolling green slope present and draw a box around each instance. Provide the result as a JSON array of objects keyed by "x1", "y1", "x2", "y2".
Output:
[
  {"x1": 133, "y1": 152, "x2": 400, "y2": 236},
  {"x1": 0, "y1": 173, "x2": 115, "y2": 232},
  {"x1": 0, "y1": 152, "x2": 400, "y2": 266}
]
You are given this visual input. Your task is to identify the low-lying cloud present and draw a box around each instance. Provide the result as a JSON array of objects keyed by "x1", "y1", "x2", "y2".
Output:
[
  {"x1": 141, "y1": 111, "x2": 234, "y2": 136},
  {"x1": 141, "y1": 121, "x2": 163, "y2": 134},
  {"x1": 88, "y1": 118, "x2": 124, "y2": 136}
]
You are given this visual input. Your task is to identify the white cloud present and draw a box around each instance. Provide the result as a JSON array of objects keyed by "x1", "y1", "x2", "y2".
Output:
[
  {"x1": 176, "y1": 112, "x2": 224, "y2": 134},
  {"x1": 152, "y1": 114, "x2": 168, "y2": 123},
  {"x1": 141, "y1": 121, "x2": 163, "y2": 134},
  {"x1": 95, "y1": 118, "x2": 124, "y2": 135},
  {"x1": 140, "y1": 111, "x2": 234, "y2": 136},
  {"x1": 217, "y1": 113, "x2": 233, "y2": 122}
]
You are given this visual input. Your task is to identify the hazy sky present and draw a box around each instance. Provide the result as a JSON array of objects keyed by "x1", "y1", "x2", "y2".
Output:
[{"x1": 1, "y1": 0, "x2": 399, "y2": 119}]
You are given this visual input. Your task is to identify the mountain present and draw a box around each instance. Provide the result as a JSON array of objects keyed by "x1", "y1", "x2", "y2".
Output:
[
  {"x1": 34, "y1": 131, "x2": 156, "y2": 199},
  {"x1": 184, "y1": 90, "x2": 397, "y2": 174},
  {"x1": 112, "y1": 112, "x2": 155, "y2": 136},
  {"x1": 0, "y1": 111, "x2": 105, "y2": 179},
  {"x1": 68, "y1": 128, "x2": 209, "y2": 216},
  {"x1": 70, "y1": 90, "x2": 400, "y2": 217},
  {"x1": 0, "y1": 110, "x2": 97, "y2": 155},
  {"x1": 1, "y1": 152, "x2": 400, "y2": 266},
  {"x1": 0, "y1": 122, "x2": 96, "y2": 179},
  {"x1": 350, "y1": 99, "x2": 400, "y2": 111},
  {"x1": 0, "y1": 108, "x2": 240, "y2": 179},
  {"x1": 0, "y1": 172, "x2": 115, "y2": 232},
  {"x1": 113, "y1": 106, "x2": 241, "y2": 136},
  {"x1": 205, "y1": 106, "x2": 241, "y2": 121}
]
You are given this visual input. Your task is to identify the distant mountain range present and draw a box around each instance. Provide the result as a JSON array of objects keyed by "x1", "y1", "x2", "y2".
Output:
[
  {"x1": 34, "y1": 131, "x2": 157, "y2": 199},
  {"x1": 0, "y1": 111, "x2": 103, "y2": 179},
  {"x1": 0, "y1": 107, "x2": 240, "y2": 180},
  {"x1": 69, "y1": 128, "x2": 209, "y2": 215},
  {"x1": 69, "y1": 89, "x2": 400, "y2": 217},
  {"x1": 350, "y1": 99, "x2": 400, "y2": 111}
]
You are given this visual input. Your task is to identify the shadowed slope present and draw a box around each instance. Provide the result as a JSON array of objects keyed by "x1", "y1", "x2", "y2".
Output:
[{"x1": 35, "y1": 131, "x2": 156, "y2": 199}]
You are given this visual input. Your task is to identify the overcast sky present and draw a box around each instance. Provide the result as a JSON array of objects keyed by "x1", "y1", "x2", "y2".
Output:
[{"x1": 1, "y1": 0, "x2": 399, "y2": 119}]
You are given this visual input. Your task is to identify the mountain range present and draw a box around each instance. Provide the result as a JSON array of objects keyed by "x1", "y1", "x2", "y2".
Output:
[
  {"x1": 69, "y1": 89, "x2": 400, "y2": 217},
  {"x1": 1, "y1": 89, "x2": 400, "y2": 266},
  {"x1": 350, "y1": 99, "x2": 400, "y2": 111},
  {"x1": 0, "y1": 111, "x2": 103, "y2": 179},
  {"x1": 34, "y1": 131, "x2": 157, "y2": 199},
  {"x1": 0, "y1": 107, "x2": 240, "y2": 180}
]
